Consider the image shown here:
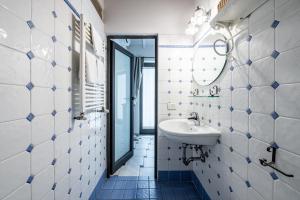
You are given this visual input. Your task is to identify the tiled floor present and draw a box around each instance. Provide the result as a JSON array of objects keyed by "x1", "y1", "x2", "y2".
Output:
[
  {"x1": 95, "y1": 176, "x2": 202, "y2": 200},
  {"x1": 114, "y1": 135, "x2": 155, "y2": 177}
]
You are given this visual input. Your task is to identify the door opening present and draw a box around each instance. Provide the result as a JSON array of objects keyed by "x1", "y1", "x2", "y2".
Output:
[{"x1": 107, "y1": 35, "x2": 158, "y2": 178}]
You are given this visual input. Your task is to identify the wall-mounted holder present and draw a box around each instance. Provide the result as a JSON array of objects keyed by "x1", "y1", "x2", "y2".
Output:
[{"x1": 259, "y1": 145, "x2": 294, "y2": 178}]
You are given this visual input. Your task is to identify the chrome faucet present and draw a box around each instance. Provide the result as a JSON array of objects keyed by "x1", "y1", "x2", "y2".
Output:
[{"x1": 188, "y1": 112, "x2": 200, "y2": 126}]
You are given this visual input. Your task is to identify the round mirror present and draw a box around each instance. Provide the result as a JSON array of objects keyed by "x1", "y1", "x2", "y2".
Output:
[{"x1": 192, "y1": 31, "x2": 227, "y2": 86}]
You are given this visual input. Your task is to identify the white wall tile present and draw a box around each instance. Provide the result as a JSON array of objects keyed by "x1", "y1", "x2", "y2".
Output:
[
  {"x1": 231, "y1": 131, "x2": 248, "y2": 157},
  {"x1": 0, "y1": 0, "x2": 31, "y2": 21},
  {"x1": 31, "y1": 29, "x2": 54, "y2": 62},
  {"x1": 249, "y1": 0, "x2": 274, "y2": 35},
  {"x1": 248, "y1": 163, "x2": 273, "y2": 200},
  {"x1": 232, "y1": 110, "x2": 248, "y2": 133},
  {"x1": 276, "y1": 149, "x2": 300, "y2": 191},
  {"x1": 54, "y1": 133, "x2": 69, "y2": 159},
  {"x1": 232, "y1": 88, "x2": 248, "y2": 110},
  {"x1": 276, "y1": 117, "x2": 300, "y2": 155},
  {"x1": 55, "y1": 111, "x2": 70, "y2": 135},
  {"x1": 32, "y1": 0, "x2": 54, "y2": 35},
  {"x1": 274, "y1": 179, "x2": 300, "y2": 200},
  {"x1": 276, "y1": 46, "x2": 300, "y2": 84},
  {"x1": 249, "y1": 86, "x2": 274, "y2": 114},
  {"x1": 32, "y1": 87, "x2": 54, "y2": 116},
  {"x1": 54, "y1": 66, "x2": 71, "y2": 89},
  {"x1": 250, "y1": 28, "x2": 274, "y2": 61},
  {"x1": 2, "y1": 184, "x2": 31, "y2": 200},
  {"x1": 32, "y1": 114, "x2": 54, "y2": 145},
  {"x1": 55, "y1": 42, "x2": 71, "y2": 68},
  {"x1": 232, "y1": 65, "x2": 248, "y2": 88},
  {"x1": 249, "y1": 113, "x2": 274, "y2": 143},
  {"x1": 0, "y1": 152, "x2": 30, "y2": 199},
  {"x1": 32, "y1": 58, "x2": 54, "y2": 88},
  {"x1": 0, "y1": 119, "x2": 30, "y2": 161},
  {"x1": 0, "y1": 85, "x2": 30, "y2": 122},
  {"x1": 276, "y1": 83, "x2": 300, "y2": 118},
  {"x1": 31, "y1": 141, "x2": 54, "y2": 174},
  {"x1": 276, "y1": 0, "x2": 300, "y2": 51},
  {"x1": 55, "y1": 89, "x2": 71, "y2": 111},
  {"x1": 0, "y1": 45, "x2": 30, "y2": 85},
  {"x1": 249, "y1": 57, "x2": 274, "y2": 87},
  {"x1": 55, "y1": 153, "x2": 69, "y2": 181},
  {"x1": 32, "y1": 165, "x2": 54, "y2": 200},
  {"x1": 0, "y1": 6, "x2": 30, "y2": 52}
]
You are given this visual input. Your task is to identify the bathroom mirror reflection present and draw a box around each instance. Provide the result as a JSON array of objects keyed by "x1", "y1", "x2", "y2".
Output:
[{"x1": 192, "y1": 31, "x2": 227, "y2": 86}]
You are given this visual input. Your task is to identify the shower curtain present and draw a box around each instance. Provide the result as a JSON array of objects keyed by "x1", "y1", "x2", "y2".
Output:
[{"x1": 132, "y1": 57, "x2": 143, "y2": 103}]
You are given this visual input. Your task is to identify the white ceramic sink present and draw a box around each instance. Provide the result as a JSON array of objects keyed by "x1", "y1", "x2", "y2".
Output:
[{"x1": 159, "y1": 119, "x2": 221, "y2": 145}]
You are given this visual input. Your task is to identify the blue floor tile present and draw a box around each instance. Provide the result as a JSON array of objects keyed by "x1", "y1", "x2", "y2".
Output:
[
  {"x1": 136, "y1": 189, "x2": 150, "y2": 199},
  {"x1": 138, "y1": 180, "x2": 149, "y2": 189},
  {"x1": 95, "y1": 177, "x2": 201, "y2": 200},
  {"x1": 123, "y1": 189, "x2": 137, "y2": 199}
]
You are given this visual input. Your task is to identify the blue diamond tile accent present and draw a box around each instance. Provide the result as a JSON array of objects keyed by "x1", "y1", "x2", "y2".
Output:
[
  {"x1": 52, "y1": 85, "x2": 56, "y2": 91},
  {"x1": 271, "y1": 81, "x2": 280, "y2": 89},
  {"x1": 68, "y1": 107, "x2": 72, "y2": 112},
  {"x1": 68, "y1": 168, "x2": 72, "y2": 174},
  {"x1": 229, "y1": 127, "x2": 234, "y2": 132},
  {"x1": 26, "y1": 20, "x2": 35, "y2": 29},
  {"x1": 51, "y1": 134, "x2": 56, "y2": 141},
  {"x1": 52, "y1": 183, "x2": 57, "y2": 190},
  {"x1": 271, "y1": 142, "x2": 279, "y2": 149},
  {"x1": 68, "y1": 46, "x2": 72, "y2": 51},
  {"x1": 26, "y1": 144, "x2": 34, "y2": 153},
  {"x1": 26, "y1": 51, "x2": 34, "y2": 60},
  {"x1": 80, "y1": 192, "x2": 82, "y2": 198},
  {"x1": 230, "y1": 86, "x2": 234, "y2": 91},
  {"x1": 230, "y1": 106, "x2": 234, "y2": 112},
  {"x1": 217, "y1": 139, "x2": 221, "y2": 144},
  {"x1": 246, "y1": 132, "x2": 252, "y2": 139},
  {"x1": 230, "y1": 66, "x2": 234, "y2": 71},
  {"x1": 246, "y1": 59, "x2": 252, "y2": 65},
  {"x1": 68, "y1": 188, "x2": 72, "y2": 195},
  {"x1": 229, "y1": 146, "x2": 233, "y2": 152},
  {"x1": 79, "y1": 158, "x2": 82, "y2": 163},
  {"x1": 52, "y1": 158, "x2": 57, "y2": 165},
  {"x1": 26, "y1": 113, "x2": 35, "y2": 122},
  {"x1": 229, "y1": 166, "x2": 233, "y2": 173},
  {"x1": 68, "y1": 87, "x2": 72, "y2": 92},
  {"x1": 270, "y1": 172, "x2": 279, "y2": 180},
  {"x1": 247, "y1": 35, "x2": 252, "y2": 42},
  {"x1": 51, "y1": 36, "x2": 57, "y2": 42},
  {"x1": 68, "y1": 148, "x2": 71, "y2": 154},
  {"x1": 218, "y1": 105, "x2": 221, "y2": 109},
  {"x1": 246, "y1": 108, "x2": 252, "y2": 115},
  {"x1": 229, "y1": 186, "x2": 233, "y2": 192},
  {"x1": 246, "y1": 157, "x2": 251, "y2": 163},
  {"x1": 271, "y1": 111, "x2": 279, "y2": 120},
  {"x1": 68, "y1": 25, "x2": 72, "y2": 31},
  {"x1": 271, "y1": 20, "x2": 280, "y2": 28},
  {"x1": 26, "y1": 175, "x2": 34, "y2": 184},
  {"x1": 247, "y1": 84, "x2": 252, "y2": 91},
  {"x1": 68, "y1": 67, "x2": 72, "y2": 72},
  {"x1": 68, "y1": 128, "x2": 72, "y2": 133},
  {"x1": 26, "y1": 82, "x2": 34, "y2": 91},
  {"x1": 271, "y1": 50, "x2": 280, "y2": 59},
  {"x1": 79, "y1": 140, "x2": 82, "y2": 145},
  {"x1": 245, "y1": 181, "x2": 251, "y2": 187},
  {"x1": 52, "y1": 11, "x2": 57, "y2": 18},
  {"x1": 51, "y1": 110, "x2": 57, "y2": 116},
  {"x1": 51, "y1": 61, "x2": 56, "y2": 67},
  {"x1": 80, "y1": 175, "x2": 83, "y2": 180}
]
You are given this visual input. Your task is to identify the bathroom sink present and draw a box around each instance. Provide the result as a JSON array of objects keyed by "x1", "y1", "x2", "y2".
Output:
[{"x1": 158, "y1": 119, "x2": 221, "y2": 145}]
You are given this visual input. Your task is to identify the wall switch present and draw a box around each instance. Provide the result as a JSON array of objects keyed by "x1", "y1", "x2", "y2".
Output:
[{"x1": 167, "y1": 103, "x2": 176, "y2": 110}]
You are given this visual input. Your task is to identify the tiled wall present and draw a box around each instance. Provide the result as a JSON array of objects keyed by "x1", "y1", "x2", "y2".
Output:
[
  {"x1": 0, "y1": 0, "x2": 107, "y2": 200},
  {"x1": 192, "y1": 0, "x2": 300, "y2": 199},
  {"x1": 157, "y1": 35, "x2": 194, "y2": 172}
]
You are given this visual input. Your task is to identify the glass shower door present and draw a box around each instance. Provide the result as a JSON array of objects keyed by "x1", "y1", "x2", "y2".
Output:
[{"x1": 111, "y1": 41, "x2": 134, "y2": 173}]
